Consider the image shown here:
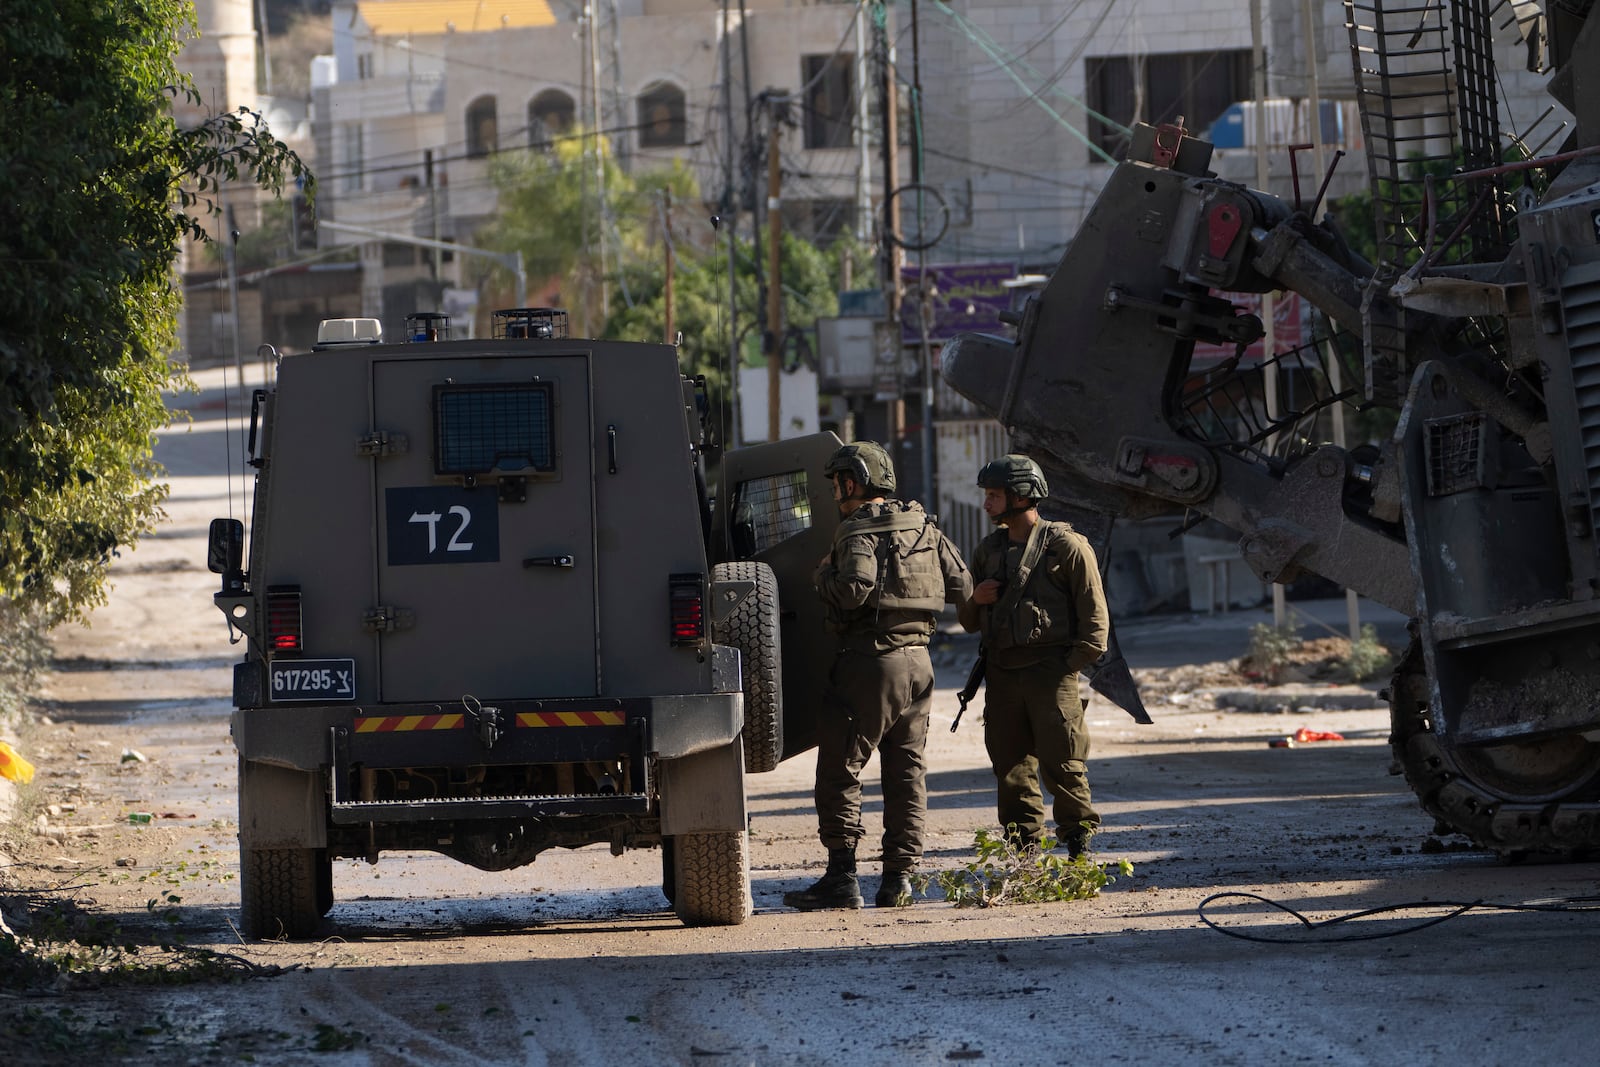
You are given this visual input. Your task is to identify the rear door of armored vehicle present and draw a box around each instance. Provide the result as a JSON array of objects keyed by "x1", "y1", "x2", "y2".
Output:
[{"x1": 372, "y1": 352, "x2": 597, "y2": 700}]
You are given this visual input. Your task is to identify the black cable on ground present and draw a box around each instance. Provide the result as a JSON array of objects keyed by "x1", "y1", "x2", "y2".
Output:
[{"x1": 1197, "y1": 890, "x2": 1600, "y2": 944}]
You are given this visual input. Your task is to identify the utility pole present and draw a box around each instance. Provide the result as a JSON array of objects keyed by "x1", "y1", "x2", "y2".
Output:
[
  {"x1": 1251, "y1": 0, "x2": 1285, "y2": 628},
  {"x1": 1299, "y1": 0, "x2": 1359, "y2": 643},
  {"x1": 425, "y1": 149, "x2": 441, "y2": 281},
  {"x1": 604, "y1": 0, "x2": 627, "y2": 171},
  {"x1": 223, "y1": 201, "x2": 245, "y2": 415},
  {"x1": 587, "y1": 0, "x2": 609, "y2": 324},
  {"x1": 721, "y1": 0, "x2": 740, "y2": 445},
  {"x1": 579, "y1": 4, "x2": 592, "y2": 336},
  {"x1": 256, "y1": 0, "x2": 273, "y2": 96},
  {"x1": 911, "y1": 0, "x2": 934, "y2": 507},
  {"x1": 662, "y1": 190, "x2": 675, "y2": 345},
  {"x1": 854, "y1": 8, "x2": 873, "y2": 242},
  {"x1": 874, "y1": 1, "x2": 904, "y2": 447},
  {"x1": 766, "y1": 99, "x2": 784, "y2": 444},
  {"x1": 741, "y1": 2, "x2": 766, "y2": 445}
]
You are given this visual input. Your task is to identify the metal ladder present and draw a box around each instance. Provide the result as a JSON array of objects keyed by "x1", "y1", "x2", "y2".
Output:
[{"x1": 1343, "y1": 0, "x2": 1511, "y2": 395}]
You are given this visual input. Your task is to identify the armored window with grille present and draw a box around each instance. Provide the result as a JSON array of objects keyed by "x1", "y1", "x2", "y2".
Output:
[
  {"x1": 733, "y1": 472, "x2": 813, "y2": 555},
  {"x1": 433, "y1": 383, "x2": 555, "y2": 475},
  {"x1": 1425, "y1": 412, "x2": 1486, "y2": 496}
]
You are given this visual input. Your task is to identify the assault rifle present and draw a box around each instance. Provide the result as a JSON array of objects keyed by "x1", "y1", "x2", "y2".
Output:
[{"x1": 950, "y1": 646, "x2": 986, "y2": 733}]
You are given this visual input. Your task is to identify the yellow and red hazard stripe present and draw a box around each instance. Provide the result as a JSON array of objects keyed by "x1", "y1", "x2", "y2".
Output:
[
  {"x1": 516, "y1": 710, "x2": 626, "y2": 728},
  {"x1": 354, "y1": 713, "x2": 465, "y2": 733}
]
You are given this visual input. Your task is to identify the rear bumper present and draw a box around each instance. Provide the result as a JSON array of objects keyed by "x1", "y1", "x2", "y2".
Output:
[{"x1": 232, "y1": 691, "x2": 743, "y2": 771}]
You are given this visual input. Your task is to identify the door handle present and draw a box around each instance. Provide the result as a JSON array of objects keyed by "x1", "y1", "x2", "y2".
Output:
[{"x1": 522, "y1": 555, "x2": 575, "y2": 569}]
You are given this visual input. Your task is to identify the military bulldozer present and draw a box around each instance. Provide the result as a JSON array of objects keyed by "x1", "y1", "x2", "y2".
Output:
[{"x1": 944, "y1": 2, "x2": 1600, "y2": 854}]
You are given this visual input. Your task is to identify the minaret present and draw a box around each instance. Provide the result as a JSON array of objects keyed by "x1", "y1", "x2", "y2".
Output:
[{"x1": 174, "y1": 0, "x2": 259, "y2": 127}]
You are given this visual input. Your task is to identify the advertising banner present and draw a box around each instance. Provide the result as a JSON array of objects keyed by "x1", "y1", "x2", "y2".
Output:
[{"x1": 899, "y1": 262, "x2": 1018, "y2": 344}]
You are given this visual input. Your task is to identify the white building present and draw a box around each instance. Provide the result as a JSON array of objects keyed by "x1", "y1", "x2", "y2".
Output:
[
  {"x1": 916, "y1": 0, "x2": 1566, "y2": 264},
  {"x1": 315, "y1": 0, "x2": 880, "y2": 332}
]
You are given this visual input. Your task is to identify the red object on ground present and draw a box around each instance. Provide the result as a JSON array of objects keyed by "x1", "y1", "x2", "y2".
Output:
[{"x1": 1294, "y1": 727, "x2": 1345, "y2": 743}]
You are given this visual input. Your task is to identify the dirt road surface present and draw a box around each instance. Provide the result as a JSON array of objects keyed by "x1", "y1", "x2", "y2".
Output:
[{"x1": 5, "y1": 363, "x2": 1600, "y2": 1065}]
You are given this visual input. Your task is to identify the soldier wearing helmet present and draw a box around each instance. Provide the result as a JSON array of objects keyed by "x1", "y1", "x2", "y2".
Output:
[
  {"x1": 785, "y1": 441, "x2": 972, "y2": 910},
  {"x1": 957, "y1": 454, "x2": 1109, "y2": 858}
]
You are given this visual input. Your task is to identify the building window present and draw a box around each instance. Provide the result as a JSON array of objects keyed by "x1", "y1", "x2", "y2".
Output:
[
  {"x1": 1085, "y1": 50, "x2": 1252, "y2": 161},
  {"x1": 357, "y1": 53, "x2": 373, "y2": 80},
  {"x1": 341, "y1": 122, "x2": 364, "y2": 193},
  {"x1": 383, "y1": 243, "x2": 418, "y2": 268},
  {"x1": 466, "y1": 95, "x2": 498, "y2": 158},
  {"x1": 781, "y1": 198, "x2": 854, "y2": 243},
  {"x1": 529, "y1": 89, "x2": 575, "y2": 148},
  {"x1": 802, "y1": 54, "x2": 854, "y2": 149},
  {"x1": 637, "y1": 82, "x2": 687, "y2": 148}
]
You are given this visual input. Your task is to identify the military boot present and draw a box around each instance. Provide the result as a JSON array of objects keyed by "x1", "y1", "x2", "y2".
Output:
[
  {"x1": 875, "y1": 869, "x2": 914, "y2": 908},
  {"x1": 783, "y1": 847, "x2": 863, "y2": 910}
]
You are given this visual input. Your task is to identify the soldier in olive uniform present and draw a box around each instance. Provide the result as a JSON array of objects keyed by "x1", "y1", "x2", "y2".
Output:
[
  {"x1": 785, "y1": 442, "x2": 972, "y2": 910},
  {"x1": 957, "y1": 455, "x2": 1109, "y2": 858}
]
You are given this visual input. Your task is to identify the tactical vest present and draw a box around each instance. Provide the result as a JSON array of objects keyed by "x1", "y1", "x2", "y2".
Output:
[
  {"x1": 826, "y1": 503, "x2": 948, "y2": 641},
  {"x1": 976, "y1": 522, "x2": 1081, "y2": 653}
]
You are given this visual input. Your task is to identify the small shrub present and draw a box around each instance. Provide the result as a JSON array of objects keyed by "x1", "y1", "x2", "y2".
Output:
[
  {"x1": 925, "y1": 826, "x2": 1133, "y2": 908},
  {"x1": 1345, "y1": 623, "x2": 1392, "y2": 682},
  {"x1": 1245, "y1": 622, "x2": 1301, "y2": 684}
]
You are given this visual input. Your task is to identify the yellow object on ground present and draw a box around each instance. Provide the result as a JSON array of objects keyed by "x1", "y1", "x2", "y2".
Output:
[{"x1": 0, "y1": 740, "x2": 36, "y2": 784}]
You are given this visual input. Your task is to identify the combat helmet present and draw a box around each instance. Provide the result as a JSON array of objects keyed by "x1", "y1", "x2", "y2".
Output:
[
  {"x1": 824, "y1": 441, "x2": 897, "y2": 495},
  {"x1": 977, "y1": 454, "x2": 1049, "y2": 503}
]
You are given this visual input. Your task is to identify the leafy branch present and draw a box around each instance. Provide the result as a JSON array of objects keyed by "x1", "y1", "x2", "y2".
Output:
[{"x1": 925, "y1": 827, "x2": 1133, "y2": 907}]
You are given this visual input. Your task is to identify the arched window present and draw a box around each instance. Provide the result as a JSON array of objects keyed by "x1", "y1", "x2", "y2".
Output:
[
  {"x1": 466, "y1": 95, "x2": 498, "y2": 158},
  {"x1": 637, "y1": 82, "x2": 686, "y2": 148},
  {"x1": 528, "y1": 89, "x2": 575, "y2": 149}
]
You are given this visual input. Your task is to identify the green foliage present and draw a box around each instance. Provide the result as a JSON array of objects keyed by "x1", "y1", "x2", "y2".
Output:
[
  {"x1": 486, "y1": 131, "x2": 845, "y2": 441},
  {"x1": 931, "y1": 826, "x2": 1132, "y2": 907},
  {"x1": 0, "y1": 0, "x2": 311, "y2": 621},
  {"x1": 1326, "y1": 146, "x2": 1542, "y2": 273},
  {"x1": 1345, "y1": 622, "x2": 1392, "y2": 682},
  {"x1": 484, "y1": 132, "x2": 698, "y2": 337},
  {"x1": 0, "y1": 601, "x2": 51, "y2": 727},
  {"x1": 1245, "y1": 622, "x2": 1302, "y2": 684},
  {"x1": 0, "y1": 891, "x2": 263, "y2": 990},
  {"x1": 605, "y1": 232, "x2": 840, "y2": 390}
]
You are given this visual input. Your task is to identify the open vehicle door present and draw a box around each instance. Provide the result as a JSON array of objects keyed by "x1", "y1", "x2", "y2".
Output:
[{"x1": 716, "y1": 432, "x2": 842, "y2": 760}]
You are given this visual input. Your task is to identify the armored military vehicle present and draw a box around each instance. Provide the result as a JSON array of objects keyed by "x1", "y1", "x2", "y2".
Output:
[
  {"x1": 208, "y1": 307, "x2": 841, "y2": 937},
  {"x1": 944, "y1": 3, "x2": 1600, "y2": 854}
]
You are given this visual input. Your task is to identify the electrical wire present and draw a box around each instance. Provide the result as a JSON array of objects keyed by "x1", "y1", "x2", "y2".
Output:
[{"x1": 1198, "y1": 890, "x2": 1600, "y2": 944}]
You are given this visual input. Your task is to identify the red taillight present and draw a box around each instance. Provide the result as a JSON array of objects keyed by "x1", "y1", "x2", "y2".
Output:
[
  {"x1": 266, "y1": 587, "x2": 303, "y2": 654},
  {"x1": 669, "y1": 574, "x2": 706, "y2": 647}
]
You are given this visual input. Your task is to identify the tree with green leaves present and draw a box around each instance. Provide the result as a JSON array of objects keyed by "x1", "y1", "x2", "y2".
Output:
[
  {"x1": 486, "y1": 131, "x2": 860, "y2": 443},
  {"x1": 484, "y1": 131, "x2": 698, "y2": 337},
  {"x1": 605, "y1": 232, "x2": 845, "y2": 396},
  {"x1": 1, "y1": 0, "x2": 311, "y2": 622}
]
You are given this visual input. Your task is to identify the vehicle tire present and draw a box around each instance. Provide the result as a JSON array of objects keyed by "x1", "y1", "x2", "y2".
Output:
[
  {"x1": 712, "y1": 560, "x2": 783, "y2": 773},
  {"x1": 672, "y1": 831, "x2": 752, "y2": 927},
  {"x1": 315, "y1": 849, "x2": 334, "y2": 916},
  {"x1": 660, "y1": 836, "x2": 677, "y2": 905},
  {"x1": 240, "y1": 846, "x2": 323, "y2": 939}
]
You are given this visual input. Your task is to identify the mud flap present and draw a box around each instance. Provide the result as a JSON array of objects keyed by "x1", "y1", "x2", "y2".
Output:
[
  {"x1": 239, "y1": 759, "x2": 328, "y2": 849},
  {"x1": 658, "y1": 740, "x2": 748, "y2": 835}
]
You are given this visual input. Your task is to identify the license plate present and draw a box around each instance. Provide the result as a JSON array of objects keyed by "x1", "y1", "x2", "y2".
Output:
[{"x1": 269, "y1": 658, "x2": 356, "y2": 702}]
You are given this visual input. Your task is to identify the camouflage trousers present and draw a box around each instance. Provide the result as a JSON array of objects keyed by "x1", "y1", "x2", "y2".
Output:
[
  {"x1": 813, "y1": 645, "x2": 934, "y2": 873},
  {"x1": 982, "y1": 655, "x2": 1100, "y2": 843}
]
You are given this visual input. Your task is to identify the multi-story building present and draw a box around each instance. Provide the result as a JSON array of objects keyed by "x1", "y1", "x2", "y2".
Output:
[
  {"x1": 316, "y1": 0, "x2": 879, "y2": 335},
  {"x1": 915, "y1": 0, "x2": 1563, "y2": 265}
]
